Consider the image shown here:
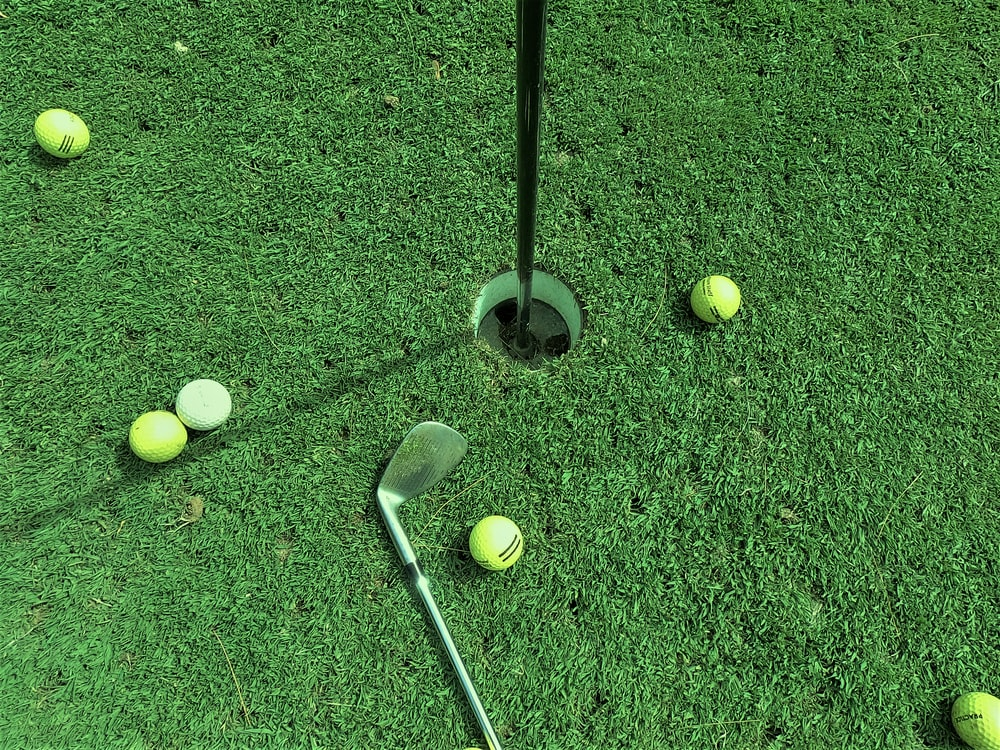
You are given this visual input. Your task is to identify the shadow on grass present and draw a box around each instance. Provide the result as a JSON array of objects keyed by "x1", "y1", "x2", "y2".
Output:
[
  {"x1": 2, "y1": 336, "x2": 471, "y2": 540},
  {"x1": 6, "y1": 284, "x2": 724, "y2": 540}
]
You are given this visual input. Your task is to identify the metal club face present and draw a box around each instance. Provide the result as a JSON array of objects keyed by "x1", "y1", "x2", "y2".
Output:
[
  {"x1": 377, "y1": 422, "x2": 468, "y2": 566},
  {"x1": 378, "y1": 422, "x2": 468, "y2": 508}
]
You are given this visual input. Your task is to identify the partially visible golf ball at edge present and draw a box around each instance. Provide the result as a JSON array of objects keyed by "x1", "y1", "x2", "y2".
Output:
[
  {"x1": 953, "y1": 692, "x2": 1000, "y2": 750},
  {"x1": 34, "y1": 109, "x2": 90, "y2": 158},
  {"x1": 175, "y1": 379, "x2": 232, "y2": 431},
  {"x1": 469, "y1": 516, "x2": 524, "y2": 571},
  {"x1": 129, "y1": 411, "x2": 188, "y2": 463},
  {"x1": 690, "y1": 275, "x2": 741, "y2": 323}
]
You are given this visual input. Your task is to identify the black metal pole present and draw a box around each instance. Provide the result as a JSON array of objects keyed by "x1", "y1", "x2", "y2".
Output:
[{"x1": 514, "y1": 0, "x2": 547, "y2": 355}]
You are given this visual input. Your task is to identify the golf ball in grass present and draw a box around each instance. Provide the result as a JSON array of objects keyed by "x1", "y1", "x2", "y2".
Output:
[
  {"x1": 34, "y1": 109, "x2": 90, "y2": 158},
  {"x1": 129, "y1": 411, "x2": 188, "y2": 463},
  {"x1": 175, "y1": 379, "x2": 232, "y2": 430},
  {"x1": 953, "y1": 692, "x2": 1000, "y2": 750},
  {"x1": 469, "y1": 516, "x2": 524, "y2": 571},
  {"x1": 691, "y1": 275, "x2": 741, "y2": 323}
]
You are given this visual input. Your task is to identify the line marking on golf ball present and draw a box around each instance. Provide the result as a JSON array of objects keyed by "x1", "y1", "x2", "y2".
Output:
[
  {"x1": 690, "y1": 275, "x2": 741, "y2": 323},
  {"x1": 34, "y1": 109, "x2": 91, "y2": 158},
  {"x1": 469, "y1": 516, "x2": 524, "y2": 571}
]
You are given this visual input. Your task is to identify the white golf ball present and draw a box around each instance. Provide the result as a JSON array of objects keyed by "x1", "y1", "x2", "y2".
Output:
[{"x1": 176, "y1": 379, "x2": 232, "y2": 430}]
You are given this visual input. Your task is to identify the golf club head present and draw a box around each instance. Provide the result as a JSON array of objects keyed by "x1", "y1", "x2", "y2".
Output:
[{"x1": 377, "y1": 422, "x2": 468, "y2": 568}]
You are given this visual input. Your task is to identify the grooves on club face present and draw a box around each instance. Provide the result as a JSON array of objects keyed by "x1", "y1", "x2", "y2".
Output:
[
  {"x1": 376, "y1": 422, "x2": 469, "y2": 567},
  {"x1": 377, "y1": 422, "x2": 468, "y2": 511}
]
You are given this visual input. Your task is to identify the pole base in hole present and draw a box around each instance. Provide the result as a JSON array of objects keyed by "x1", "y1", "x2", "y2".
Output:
[{"x1": 473, "y1": 270, "x2": 584, "y2": 369}]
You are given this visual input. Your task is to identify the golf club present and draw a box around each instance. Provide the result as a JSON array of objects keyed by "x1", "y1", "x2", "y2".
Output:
[
  {"x1": 376, "y1": 422, "x2": 504, "y2": 750},
  {"x1": 514, "y1": 0, "x2": 549, "y2": 357}
]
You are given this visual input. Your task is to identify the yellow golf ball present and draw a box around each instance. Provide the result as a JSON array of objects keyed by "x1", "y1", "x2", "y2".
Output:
[
  {"x1": 953, "y1": 692, "x2": 1000, "y2": 750},
  {"x1": 469, "y1": 516, "x2": 524, "y2": 571},
  {"x1": 129, "y1": 411, "x2": 188, "y2": 463},
  {"x1": 34, "y1": 109, "x2": 90, "y2": 158},
  {"x1": 690, "y1": 275, "x2": 741, "y2": 323}
]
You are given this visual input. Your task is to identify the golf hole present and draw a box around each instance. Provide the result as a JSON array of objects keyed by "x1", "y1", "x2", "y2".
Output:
[{"x1": 473, "y1": 270, "x2": 584, "y2": 368}]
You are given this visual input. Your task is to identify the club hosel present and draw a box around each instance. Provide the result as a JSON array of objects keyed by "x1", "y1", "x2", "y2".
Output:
[{"x1": 378, "y1": 502, "x2": 419, "y2": 567}]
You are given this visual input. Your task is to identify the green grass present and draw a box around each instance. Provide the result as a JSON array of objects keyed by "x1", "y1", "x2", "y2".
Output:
[{"x1": 2, "y1": 0, "x2": 999, "y2": 747}]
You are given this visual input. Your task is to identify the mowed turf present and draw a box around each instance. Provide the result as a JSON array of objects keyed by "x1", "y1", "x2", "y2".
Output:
[{"x1": 2, "y1": 0, "x2": 999, "y2": 748}]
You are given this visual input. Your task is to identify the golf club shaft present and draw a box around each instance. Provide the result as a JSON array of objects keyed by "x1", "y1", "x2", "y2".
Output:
[
  {"x1": 379, "y1": 501, "x2": 419, "y2": 568},
  {"x1": 515, "y1": 0, "x2": 548, "y2": 353},
  {"x1": 411, "y1": 567, "x2": 504, "y2": 750}
]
